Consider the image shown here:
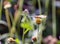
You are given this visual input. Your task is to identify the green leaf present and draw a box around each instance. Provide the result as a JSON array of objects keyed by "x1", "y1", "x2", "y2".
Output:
[
  {"x1": 15, "y1": 38, "x2": 20, "y2": 44},
  {"x1": 21, "y1": 22, "x2": 33, "y2": 30}
]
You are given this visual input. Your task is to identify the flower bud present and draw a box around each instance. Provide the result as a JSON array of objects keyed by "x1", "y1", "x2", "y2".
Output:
[
  {"x1": 32, "y1": 36, "x2": 37, "y2": 42},
  {"x1": 35, "y1": 16, "x2": 42, "y2": 24},
  {"x1": 23, "y1": 9, "x2": 29, "y2": 14},
  {"x1": 39, "y1": 15, "x2": 47, "y2": 19},
  {"x1": 7, "y1": 37, "x2": 15, "y2": 42},
  {"x1": 4, "y1": 1, "x2": 11, "y2": 9}
]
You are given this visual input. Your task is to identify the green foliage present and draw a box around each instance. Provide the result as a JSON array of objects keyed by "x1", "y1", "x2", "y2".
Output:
[
  {"x1": 57, "y1": 40, "x2": 60, "y2": 44},
  {"x1": 21, "y1": 21, "x2": 33, "y2": 34},
  {"x1": 8, "y1": 0, "x2": 13, "y2": 3},
  {"x1": 21, "y1": 22, "x2": 33, "y2": 30},
  {"x1": 15, "y1": 38, "x2": 20, "y2": 44},
  {"x1": 20, "y1": 14, "x2": 34, "y2": 34}
]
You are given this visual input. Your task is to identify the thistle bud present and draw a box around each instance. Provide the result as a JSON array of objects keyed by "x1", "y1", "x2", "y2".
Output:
[
  {"x1": 35, "y1": 16, "x2": 42, "y2": 24},
  {"x1": 32, "y1": 36, "x2": 37, "y2": 42},
  {"x1": 32, "y1": 30, "x2": 38, "y2": 42}
]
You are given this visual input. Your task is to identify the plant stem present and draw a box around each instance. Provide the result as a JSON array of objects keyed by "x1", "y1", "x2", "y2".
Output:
[
  {"x1": 22, "y1": 28, "x2": 25, "y2": 44},
  {"x1": 9, "y1": 11, "x2": 14, "y2": 24},
  {"x1": 12, "y1": 0, "x2": 24, "y2": 27},
  {"x1": 45, "y1": 0, "x2": 49, "y2": 15},
  {"x1": 5, "y1": 9, "x2": 11, "y2": 32},
  {"x1": 0, "y1": 0, "x2": 3, "y2": 20},
  {"x1": 52, "y1": 0, "x2": 56, "y2": 37},
  {"x1": 34, "y1": 42, "x2": 37, "y2": 44},
  {"x1": 38, "y1": 0, "x2": 42, "y2": 15},
  {"x1": 10, "y1": 0, "x2": 24, "y2": 37},
  {"x1": 37, "y1": 24, "x2": 42, "y2": 44}
]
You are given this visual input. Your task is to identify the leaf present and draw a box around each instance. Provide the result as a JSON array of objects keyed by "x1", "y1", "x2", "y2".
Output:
[
  {"x1": 21, "y1": 22, "x2": 33, "y2": 30},
  {"x1": 15, "y1": 38, "x2": 20, "y2": 44}
]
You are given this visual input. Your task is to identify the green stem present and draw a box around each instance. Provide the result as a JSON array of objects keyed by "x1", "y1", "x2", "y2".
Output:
[
  {"x1": 10, "y1": 0, "x2": 24, "y2": 37},
  {"x1": 37, "y1": 24, "x2": 42, "y2": 44},
  {"x1": 45, "y1": 0, "x2": 49, "y2": 15},
  {"x1": 52, "y1": 0, "x2": 56, "y2": 37},
  {"x1": 32, "y1": 0, "x2": 36, "y2": 8},
  {"x1": 9, "y1": 11, "x2": 14, "y2": 24},
  {"x1": 38, "y1": 0, "x2": 42, "y2": 15},
  {"x1": 34, "y1": 42, "x2": 37, "y2": 44},
  {"x1": 24, "y1": 29, "x2": 29, "y2": 35},
  {"x1": 22, "y1": 28, "x2": 25, "y2": 44},
  {"x1": 0, "y1": 0, "x2": 3, "y2": 20},
  {"x1": 14, "y1": 0, "x2": 24, "y2": 25},
  {"x1": 5, "y1": 9, "x2": 11, "y2": 32}
]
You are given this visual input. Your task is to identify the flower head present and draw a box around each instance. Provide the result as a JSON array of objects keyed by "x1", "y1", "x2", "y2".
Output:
[
  {"x1": 37, "y1": 15, "x2": 47, "y2": 19},
  {"x1": 35, "y1": 16, "x2": 42, "y2": 24},
  {"x1": 7, "y1": 37, "x2": 15, "y2": 42},
  {"x1": 32, "y1": 30, "x2": 38, "y2": 42},
  {"x1": 23, "y1": 9, "x2": 29, "y2": 14},
  {"x1": 32, "y1": 36, "x2": 37, "y2": 42},
  {"x1": 4, "y1": 1, "x2": 11, "y2": 9}
]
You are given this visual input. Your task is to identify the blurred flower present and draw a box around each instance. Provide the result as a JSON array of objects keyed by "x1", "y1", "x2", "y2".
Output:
[
  {"x1": 32, "y1": 15, "x2": 47, "y2": 24},
  {"x1": 38, "y1": 15, "x2": 47, "y2": 19},
  {"x1": 23, "y1": 9, "x2": 29, "y2": 14},
  {"x1": 43, "y1": 35, "x2": 58, "y2": 44},
  {"x1": 6, "y1": 37, "x2": 17, "y2": 44},
  {"x1": 32, "y1": 30, "x2": 38, "y2": 42},
  {"x1": 32, "y1": 36, "x2": 37, "y2": 42},
  {"x1": 7, "y1": 37, "x2": 15, "y2": 43},
  {"x1": 35, "y1": 16, "x2": 42, "y2": 24},
  {"x1": 14, "y1": 4, "x2": 19, "y2": 10},
  {"x1": 21, "y1": 9, "x2": 29, "y2": 22},
  {"x1": 50, "y1": 38, "x2": 58, "y2": 44},
  {"x1": 43, "y1": 35, "x2": 53, "y2": 44},
  {"x1": 3, "y1": 1, "x2": 11, "y2": 9}
]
